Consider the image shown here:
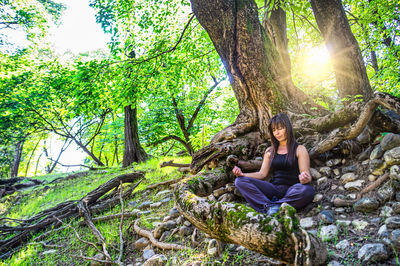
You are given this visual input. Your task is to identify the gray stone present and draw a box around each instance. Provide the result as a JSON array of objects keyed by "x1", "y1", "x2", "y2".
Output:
[
  {"x1": 183, "y1": 220, "x2": 191, "y2": 227},
  {"x1": 347, "y1": 193, "x2": 357, "y2": 200},
  {"x1": 344, "y1": 180, "x2": 364, "y2": 191},
  {"x1": 336, "y1": 219, "x2": 351, "y2": 227},
  {"x1": 377, "y1": 182, "x2": 394, "y2": 203},
  {"x1": 143, "y1": 254, "x2": 167, "y2": 266},
  {"x1": 313, "y1": 194, "x2": 323, "y2": 202},
  {"x1": 317, "y1": 177, "x2": 328, "y2": 186},
  {"x1": 138, "y1": 210, "x2": 152, "y2": 216},
  {"x1": 378, "y1": 224, "x2": 389, "y2": 238},
  {"x1": 353, "y1": 197, "x2": 379, "y2": 212},
  {"x1": 42, "y1": 249, "x2": 57, "y2": 255},
  {"x1": 219, "y1": 193, "x2": 235, "y2": 202},
  {"x1": 150, "y1": 202, "x2": 162, "y2": 208},
  {"x1": 390, "y1": 165, "x2": 400, "y2": 181},
  {"x1": 319, "y1": 166, "x2": 332, "y2": 177},
  {"x1": 357, "y1": 243, "x2": 388, "y2": 263},
  {"x1": 207, "y1": 194, "x2": 217, "y2": 201},
  {"x1": 342, "y1": 165, "x2": 357, "y2": 173},
  {"x1": 380, "y1": 206, "x2": 393, "y2": 218},
  {"x1": 153, "y1": 221, "x2": 176, "y2": 239},
  {"x1": 179, "y1": 225, "x2": 193, "y2": 236},
  {"x1": 358, "y1": 145, "x2": 373, "y2": 160},
  {"x1": 91, "y1": 253, "x2": 106, "y2": 266},
  {"x1": 385, "y1": 216, "x2": 400, "y2": 229},
  {"x1": 160, "y1": 197, "x2": 171, "y2": 203},
  {"x1": 300, "y1": 217, "x2": 314, "y2": 229},
  {"x1": 320, "y1": 225, "x2": 338, "y2": 241},
  {"x1": 135, "y1": 237, "x2": 150, "y2": 250},
  {"x1": 333, "y1": 168, "x2": 340, "y2": 176},
  {"x1": 370, "y1": 145, "x2": 384, "y2": 160},
  {"x1": 335, "y1": 239, "x2": 350, "y2": 250},
  {"x1": 319, "y1": 210, "x2": 335, "y2": 224},
  {"x1": 155, "y1": 190, "x2": 171, "y2": 198},
  {"x1": 207, "y1": 239, "x2": 220, "y2": 257},
  {"x1": 393, "y1": 202, "x2": 400, "y2": 214},
  {"x1": 327, "y1": 159, "x2": 341, "y2": 167},
  {"x1": 310, "y1": 168, "x2": 321, "y2": 180},
  {"x1": 384, "y1": 147, "x2": 400, "y2": 166},
  {"x1": 381, "y1": 133, "x2": 400, "y2": 151},
  {"x1": 340, "y1": 172, "x2": 356, "y2": 184},
  {"x1": 352, "y1": 219, "x2": 369, "y2": 230},
  {"x1": 159, "y1": 230, "x2": 170, "y2": 242},
  {"x1": 390, "y1": 229, "x2": 400, "y2": 250},
  {"x1": 169, "y1": 208, "x2": 180, "y2": 219},
  {"x1": 368, "y1": 174, "x2": 377, "y2": 182},
  {"x1": 327, "y1": 261, "x2": 343, "y2": 266},
  {"x1": 143, "y1": 249, "x2": 156, "y2": 260},
  {"x1": 369, "y1": 159, "x2": 387, "y2": 175}
]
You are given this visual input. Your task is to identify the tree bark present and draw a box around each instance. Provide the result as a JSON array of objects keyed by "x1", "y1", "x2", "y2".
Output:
[
  {"x1": 10, "y1": 140, "x2": 24, "y2": 177},
  {"x1": 190, "y1": 0, "x2": 325, "y2": 142},
  {"x1": 310, "y1": 0, "x2": 372, "y2": 101},
  {"x1": 122, "y1": 105, "x2": 147, "y2": 167}
]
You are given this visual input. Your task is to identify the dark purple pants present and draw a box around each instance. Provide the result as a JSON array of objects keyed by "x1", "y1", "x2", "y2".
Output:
[{"x1": 235, "y1": 176, "x2": 315, "y2": 213}]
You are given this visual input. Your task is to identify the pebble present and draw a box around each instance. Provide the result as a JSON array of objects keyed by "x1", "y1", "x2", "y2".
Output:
[
  {"x1": 385, "y1": 216, "x2": 400, "y2": 229},
  {"x1": 300, "y1": 217, "x2": 314, "y2": 229},
  {"x1": 335, "y1": 239, "x2": 350, "y2": 250},
  {"x1": 353, "y1": 197, "x2": 379, "y2": 212},
  {"x1": 138, "y1": 201, "x2": 152, "y2": 209},
  {"x1": 352, "y1": 219, "x2": 369, "y2": 230},
  {"x1": 169, "y1": 208, "x2": 180, "y2": 219},
  {"x1": 317, "y1": 177, "x2": 328, "y2": 186},
  {"x1": 135, "y1": 237, "x2": 150, "y2": 250},
  {"x1": 320, "y1": 225, "x2": 338, "y2": 241},
  {"x1": 340, "y1": 173, "x2": 356, "y2": 184},
  {"x1": 143, "y1": 249, "x2": 156, "y2": 260},
  {"x1": 310, "y1": 168, "x2": 321, "y2": 180},
  {"x1": 357, "y1": 243, "x2": 388, "y2": 263},
  {"x1": 143, "y1": 254, "x2": 167, "y2": 266},
  {"x1": 319, "y1": 210, "x2": 335, "y2": 224},
  {"x1": 380, "y1": 206, "x2": 393, "y2": 218},
  {"x1": 313, "y1": 194, "x2": 323, "y2": 202}
]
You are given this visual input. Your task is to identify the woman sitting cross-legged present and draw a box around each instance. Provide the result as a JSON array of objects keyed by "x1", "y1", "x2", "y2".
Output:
[{"x1": 232, "y1": 113, "x2": 315, "y2": 216}]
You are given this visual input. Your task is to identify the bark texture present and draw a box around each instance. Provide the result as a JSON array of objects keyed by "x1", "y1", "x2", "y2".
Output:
[
  {"x1": 10, "y1": 140, "x2": 24, "y2": 177},
  {"x1": 310, "y1": 0, "x2": 372, "y2": 101},
  {"x1": 174, "y1": 170, "x2": 327, "y2": 265},
  {"x1": 123, "y1": 105, "x2": 147, "y2": 167}
]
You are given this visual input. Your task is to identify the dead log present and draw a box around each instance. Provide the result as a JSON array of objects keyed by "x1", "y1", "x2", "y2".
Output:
[
  {"x1": 0, "y1": 172, "x2": 144, "y2": 257},
  {"x1": 174, "y1": 169, "x2": 327, "y2": 265}
]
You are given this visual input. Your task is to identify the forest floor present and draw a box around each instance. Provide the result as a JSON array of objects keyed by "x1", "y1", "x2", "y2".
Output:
[{"x1": 0, "y1": 154, "x2": 398, "y2": 265}]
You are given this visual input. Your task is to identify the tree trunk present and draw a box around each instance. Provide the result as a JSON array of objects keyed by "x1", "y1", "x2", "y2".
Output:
[
  {"x1": 10, "y1": 140, "x2": 24, "y2": 177},
  {"x1": 122, "y1": 105, "x2": 147, "y2": 167},
  {"x1": 310, "y1": 0, "x2": 372, "y2": 101},
  {"x1": 190, "y1": 0, "x2": 325, "y2": 142}
]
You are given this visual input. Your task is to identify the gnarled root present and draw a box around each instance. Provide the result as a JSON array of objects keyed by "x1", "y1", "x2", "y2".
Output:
[{"x1": 174, "y1": 170, "x2": 327, "y2": 265}]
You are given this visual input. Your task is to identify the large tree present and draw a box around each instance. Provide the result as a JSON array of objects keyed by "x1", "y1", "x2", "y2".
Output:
[{"x1": 173, "y1": 0, "x2": 400, "y2": 264}]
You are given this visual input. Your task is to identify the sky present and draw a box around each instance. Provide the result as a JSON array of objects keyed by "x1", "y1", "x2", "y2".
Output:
[{"x1": 49, "y1": 0, "x2": 110, "y2": 54}]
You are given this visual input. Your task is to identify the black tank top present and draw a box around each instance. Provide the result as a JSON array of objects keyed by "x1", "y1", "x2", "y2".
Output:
[{"x1": 270, "y1": 149, "x2": 300, "y2": 186}]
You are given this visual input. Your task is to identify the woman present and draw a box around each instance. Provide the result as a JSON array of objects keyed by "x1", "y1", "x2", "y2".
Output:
[{"x1": 233, "y1": 113, "x2": 315, "y2": 215}]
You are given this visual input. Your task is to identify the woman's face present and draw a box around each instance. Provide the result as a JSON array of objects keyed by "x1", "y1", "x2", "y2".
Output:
[{"x1": 272, "y1": 124, "x2": 287, "y2": 142}]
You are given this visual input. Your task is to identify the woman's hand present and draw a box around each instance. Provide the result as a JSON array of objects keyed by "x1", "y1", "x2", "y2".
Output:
[
  {"x1": 299, "y1": 171, "x2": 311, "y2": 184},
  {"x1": 232, "y1": 166, "x2": 243, "y2": 176}
]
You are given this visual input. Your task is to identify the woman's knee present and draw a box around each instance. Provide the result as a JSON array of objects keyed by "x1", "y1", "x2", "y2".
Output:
[{"x1": 234, "y1": 176, "x2": 249, "y2": 188}]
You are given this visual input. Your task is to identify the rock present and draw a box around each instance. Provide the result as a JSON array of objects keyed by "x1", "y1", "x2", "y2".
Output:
[
  {"x1": 344, "y1": 180, "x2": 364, "y2": 192},
  {"x1": 319, "y1": 210, "x2": 335, "y2": 224},
  {"x1": 370, "y1": 145, "x2": 384, "y2": 160},
  {"x1": 336, "y1": 219, "x2": 351, "y2": 228},
  {"x1": 347, "y1": 193, "x2": 357, "y2": 200},
  {"x1": 213, "y1": 187, "x2": 227, "y2": 197},
  {"x1": 353, "y1": 197, "x2": 379, "y2": 212},
  {"x1": 333, "y1": 169, "x2": 340, "y2": 176},
  {"x1": 169, "y1": 208, "x2": 180, "y2": 219},
  {"x1": 326, "y1": 159, "x2": 341, "y2": 167},
  {"x1": 319, "y1": 167, "x2": 332, "y2": 177},
  {"x1": 357, "y1": 243, "x2": 388, "y2": 263},
  {"x1": 207, "y1": 194, "x2": 217, "y2": 201},
  {"x1": 340, "y1": 172, "x2": 356, "y2": 184},
  {"x1": 219, "y1": 193, "x2": 235, "y2": 202},
  {"x1": 313, "y1": 193, "x2": 323, "y2": 202},
  {"x1": 377, "y1": 182, "x2": 394, "y2": 203},
  {"x1": 300, "y1": 217, "x2": 314, "y2": 229},
  {"x1": 207, "y1": 239, "x2": 221, "y2": 257},
  {"x1": 129, "y1": 201, "x2": 138, "y2": 207},
  {"x1": 381, "y1": 133, "x2": 400, "y2": 151},
  {"x1": 352, "y1": 219, "x2": 369, "y2": 230},
  {"x1": 155, "y1": 190, "x2": 171, "y2": 198},
  {"x1": 138, "y1": 210, "x2": 152, "y2": 216},
  {"x1": 160, "y1": 198, "x2": 171, "y2": 203},
  {"x1": 179, "y1": 225, "x2": 193, "y2": 236},
  {"x1": 335, "y1": 239, "x2": 350, "y2": 250},
  {"x1": 143, "y1": 249, "x2": 156, "y2": 260},
  {"x1": 390, "y1": 165, "x2": 400, "y2": 181},
  {"x1": 317, "y1": 177, "x2": 328, "y2": 186},
  {"x1": 159, "y1": 230, "x2": 170, "y2": 242},
  {"x1": 342, "y1": 165, "x2": 357, "y2": 173},
  {"x1": 135, "y1": 237, "x2": 150, "y2": 250},
  {"x1": 385, "y1": 216, "x2": 400, "y2": 229},
  {"x1": 138, "y1": 201, "x2": 152, "y2": 209},
  {"x1": 384, "y1": 147, "x2": 400, "y2": 166},
  {"x1": 42, "y1": 249, "x2": 57, "y2": 255},
  {"x1": 143, "y1": 254, "x2": 167, "y2": 266},
  {"x1": 176, "y1": 216, "x2": 184, "y2": 224},
  {"x1": 183, "y1": 220, "x2": 191, "y2": 227},
  {"x1": 390, "y1": 229, "x2": 400, "y2": 250},
  {"x1": 368, "y1": 174, "x2": 377, "y2": 182},
  {"x1": 310, "y1": 168, "x2": 321, "y2": 180},
  {"x1": 378, "y1": 225, "x2": 389, "y2": 238},
  {"x1": 320, "y1": 225, "x2": 338, "y2": 241},
  {"x1": 153, "y1": 221, "x2": 177, "y2": 239},
  {"x1": 358, "y1": 145, "x2": 373, "y2": 160},
  {"x1": 327, "y1": 261, "x2": 343, "y2": 266},
  {"x1": 393, "y1": 203, "x2": 400, "y2": 214}
]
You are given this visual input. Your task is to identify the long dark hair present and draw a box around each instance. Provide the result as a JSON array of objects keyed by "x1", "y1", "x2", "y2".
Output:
[{"x1": 267, "y1": 113, "x2": 297, "y2": 165}]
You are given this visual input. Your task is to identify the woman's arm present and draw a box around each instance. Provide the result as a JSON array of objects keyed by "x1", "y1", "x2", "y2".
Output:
[
  {"x1": 232, "y1": 150, "x2": 272, "y2": 180},
  {"x1": 297, "y1": 145, "x2": 312, "y2": 184}
]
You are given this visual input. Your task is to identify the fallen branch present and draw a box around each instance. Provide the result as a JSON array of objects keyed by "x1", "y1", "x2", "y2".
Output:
[
  {"x1": 146, "y1": 178, "x2": 183, "y2": 190},
  {"x1": 333, "y1": 173, "x2": 390, "y2": 207},
  {"x1": 160, "y1": 160, "x2": 190, "y2": 168},
  {"x1": 134, "y1": 220, "x2": 188, "y2": 251}
]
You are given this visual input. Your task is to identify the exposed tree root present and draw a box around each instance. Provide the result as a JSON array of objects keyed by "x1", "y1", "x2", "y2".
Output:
[
  {"x1": 174, "y1": 169, "x2": 327, "y2": 265},
  {"x1": 0, "y1": 177, "x2": 43, "y2": 199},
  {"x1": 146, "y1": 177, "x2": 183, "y2": 190},
  {"x1": 0, "y1": 172, "x2": 144, "y2": 257},
  {"x1": 160, "y1": 160, "x2": 190, "y2": 168},
  {"x1": 333, "y1": 173, "x2": 390, "y2": 207},
  {"x1": 133, "y1": 220, "x2": 188, "y2": 251}
]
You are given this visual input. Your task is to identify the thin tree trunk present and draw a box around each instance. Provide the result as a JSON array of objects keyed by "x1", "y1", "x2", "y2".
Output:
[
  {"x1": 34, "y1": 153, "x2": 42, "y2": 176},
  {"x1": 11, "y1": 140, "x2": 24, "y2": 177},
  {"x1": 122, "y1": 105, "x2": 147, "y2": 167},
  {"x1": 24, "y1": 137, "x2": 42, "y2": 177},
  {"x1": 73, "y1": 138, "x2": 104, "y2": 166},
  {"x1": 310, "y1": 0, "x2": 372, "y2": 101}
]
